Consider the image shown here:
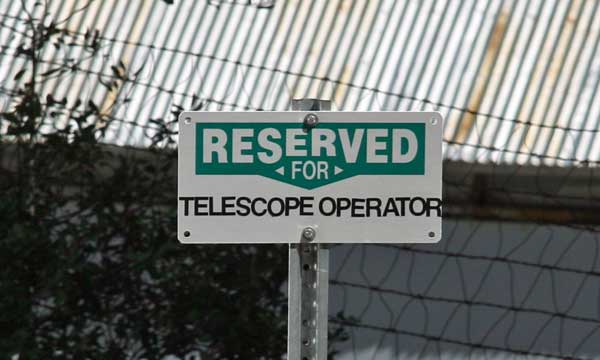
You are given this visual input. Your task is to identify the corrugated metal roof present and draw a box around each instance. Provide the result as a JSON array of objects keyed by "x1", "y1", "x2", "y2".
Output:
[{"x1": 1, "y1": 0, "x2": 599, "y2": 166}]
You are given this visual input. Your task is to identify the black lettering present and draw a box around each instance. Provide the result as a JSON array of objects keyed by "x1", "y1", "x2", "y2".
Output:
[
  {"x1": 319, "y1": 197, "x2": 336, "y2": 216},
  {"x1": 395, "y1": 197, "x2": 410, "y2": 216},
  {"x1": 252, "y1": 197, "x2": 267, "y2": 216},
  {"x1": 336, "y1": 197, "x2": 351, "y2": 217},
  {"x1": 222, "y1": 196, "x2": 236, "y2": 216},
  {"x1": 300, "y1": 196, "x2": 314, "y2": 216},
  {"x1": 382, "y1": 198, "x2": 399, "y2": 216},
  {"x1": 268, "y1": 197, "x2": 285, "y2": 217},
  {"x1": 366, "y1": 198, "x2": 382, "y2": 217},
  {"x1": 285, "y1": 197, "x2": 300, "y2": 216},
  {"x1": 409, "y1": 197, "x2": 426, "y2": 216},
  {"x1": 208, "y1": 196, "x2": 217, "y2": 215},
  {"x1": 351, "y1": 198, "x2": 365, "y2": 217},
  {"x1": 427, "y1": 197, "x2": 442, "y2": 217},
  {"x1": 236, "y1": 197, "x2": 251, "y2": 216},
  {"x1": 179, "y1": 197, "x2": 194, "y2": 216},
  {"x1": 195, "y1": 196, "x2": 209, "y2": 216}
]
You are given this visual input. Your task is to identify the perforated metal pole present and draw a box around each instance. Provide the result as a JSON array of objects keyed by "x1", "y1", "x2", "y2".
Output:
[{"x1": 288, "y1": 99, "x2": 331, "y2": 360}]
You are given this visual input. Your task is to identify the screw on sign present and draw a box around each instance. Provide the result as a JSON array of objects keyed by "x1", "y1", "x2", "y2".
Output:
[
  {"x1": 304, "y1": 113, "x2": 319, "y2": 128},
  {"x1": 302, "y1": 227, "x2": 316, "y2": 241}
]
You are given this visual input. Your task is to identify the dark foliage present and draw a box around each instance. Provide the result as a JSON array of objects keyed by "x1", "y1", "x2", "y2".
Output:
[{"x1": 0, "y1": 5, "x2": 287, "y2": 359}]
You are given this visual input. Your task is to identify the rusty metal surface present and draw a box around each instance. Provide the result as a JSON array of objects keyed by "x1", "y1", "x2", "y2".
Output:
[{"x1": 1, "y1": 0, "x2": 599, "y2": 166}]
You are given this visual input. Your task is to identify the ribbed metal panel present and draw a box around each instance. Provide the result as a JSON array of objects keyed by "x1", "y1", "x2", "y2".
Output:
[{"x1": 1, "y1": 0, "x2": 599, "y2": 166}]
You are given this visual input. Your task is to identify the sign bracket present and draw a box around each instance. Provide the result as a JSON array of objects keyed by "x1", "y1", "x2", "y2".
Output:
[{"x1": 288, "y1": 99, "x2": 331, "y2": 360}]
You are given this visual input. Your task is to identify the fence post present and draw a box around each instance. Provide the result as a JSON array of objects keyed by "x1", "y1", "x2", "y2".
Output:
[{"x1": 288, "y1": 98, "x2": 331, "y2": 360}]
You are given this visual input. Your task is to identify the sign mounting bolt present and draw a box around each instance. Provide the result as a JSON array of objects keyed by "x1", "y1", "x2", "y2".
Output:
[
  {"x1": 302, "y1": 227, "x2": 316, "y2": 241},
  {"x1": 304, "y1": 113, "x2": 319, "y2": 129}
]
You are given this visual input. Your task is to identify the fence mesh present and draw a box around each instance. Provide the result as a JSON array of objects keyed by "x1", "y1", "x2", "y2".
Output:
[
  {"x1": 325, "y1": 159, "x2": 600, "y2": 359},
  {"x1": 329, "y1": 223, "x2": 600, "y2": 359}
]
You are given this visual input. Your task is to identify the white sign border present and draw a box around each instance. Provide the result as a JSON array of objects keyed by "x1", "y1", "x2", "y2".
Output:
[{"x1": 178, "y1": 111, "x2": 443, "y2": 244}]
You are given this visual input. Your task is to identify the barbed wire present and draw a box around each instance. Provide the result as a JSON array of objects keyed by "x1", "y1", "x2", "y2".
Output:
[
  {"x1": 329, "y1": 319, "x2": 597, "y2": 360},
  {"x1": 1, "y1": 48, "x2": 598, "y2": 164},
  {"x1": 375, "y1": 243, "x2": 600, "y2": 280},
  {"x1": 330, "y1": 279, "x2": 599, "y2": 325},
  {"x1": 1, "y1": 12, "x2": 600, "y2": 134},
  {"x1": 329, "y1": 220, "x2": 600, "y2": 358}
]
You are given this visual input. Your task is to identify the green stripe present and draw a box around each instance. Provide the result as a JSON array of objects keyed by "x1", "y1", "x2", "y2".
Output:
[{"x1": 195, "y1": 122, "x2": 425, "y2": 190}]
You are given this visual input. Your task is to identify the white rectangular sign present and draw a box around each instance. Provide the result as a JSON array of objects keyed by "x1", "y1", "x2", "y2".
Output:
[{"x1": 178, "y1": 111, "x2": 442, "y2": 244}]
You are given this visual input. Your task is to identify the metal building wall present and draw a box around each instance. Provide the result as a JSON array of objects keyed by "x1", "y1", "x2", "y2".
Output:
[{"x1": 1, "y1": 0, "x2": 599, "y2": 166}]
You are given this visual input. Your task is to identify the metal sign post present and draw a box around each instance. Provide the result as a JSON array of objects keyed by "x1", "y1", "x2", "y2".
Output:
[{"x1": 288, "y1": 99, "x2": 331, "y2": 360}]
